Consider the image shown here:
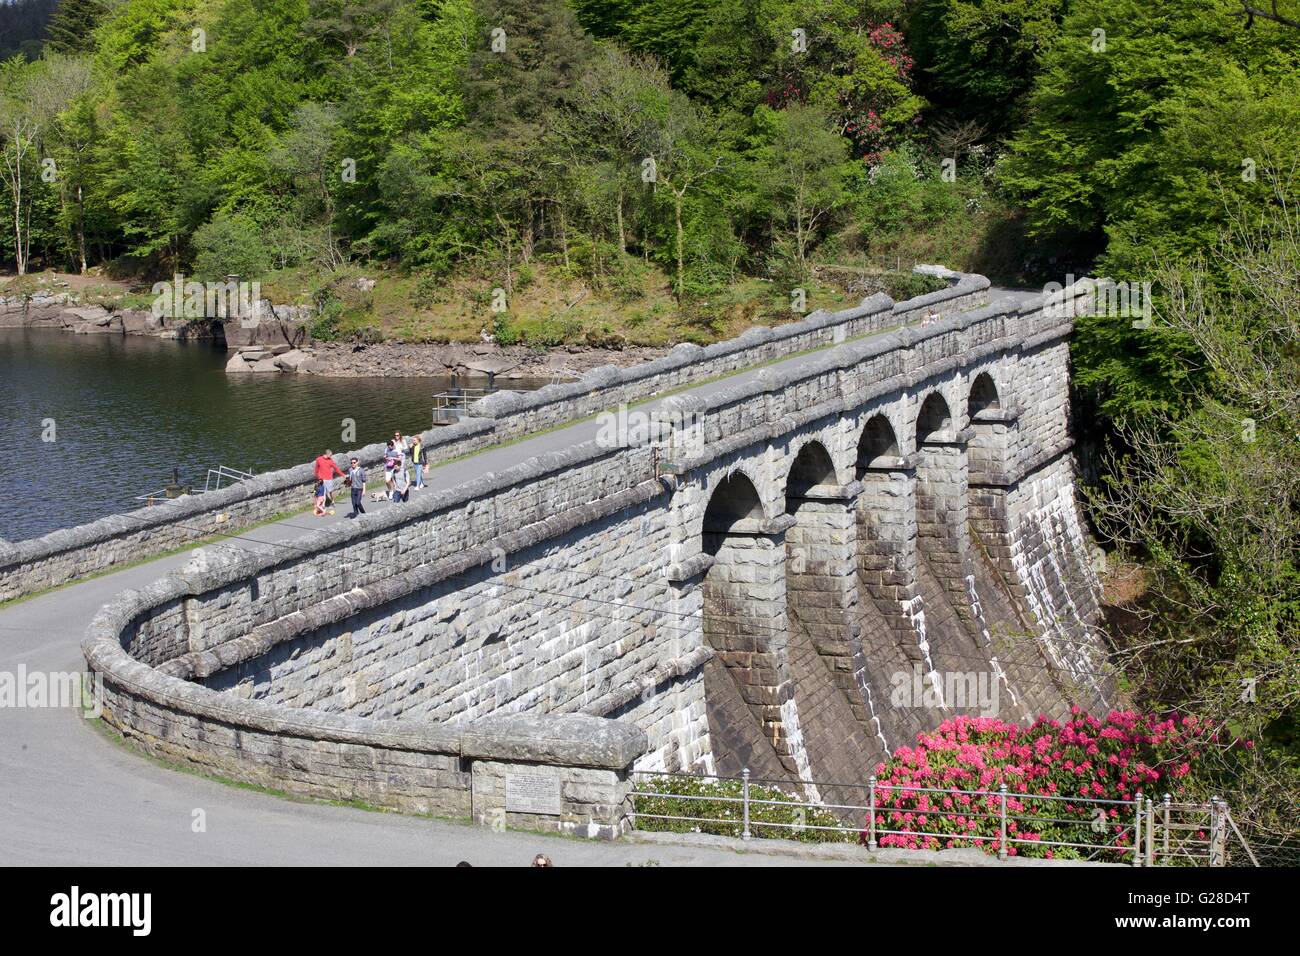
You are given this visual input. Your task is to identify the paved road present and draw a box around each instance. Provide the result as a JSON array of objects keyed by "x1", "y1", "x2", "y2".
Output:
[{"x1": 0, "y1": 287, "x2": 1036, "y2": 866}]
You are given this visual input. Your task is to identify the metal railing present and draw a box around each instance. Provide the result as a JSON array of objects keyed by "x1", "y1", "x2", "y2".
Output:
[
  {"x1": 132, "y1": 488, "x2": 176, "y2": 507},
  {"x1": 630, "y1": 770, "x2": 1258, "y2": 866},
  {"x1": 432, "y1": 387, "x2": 495, "y2": 426},
  {"x1": 133, "y1": 465, "x2": 254, "y2": 505},
  {"x1": 202, "y1": 465, "x2": 254, "y2": 493},
  {"x1": 1145, "y1": 795, "x2": 1259, "y2": 866}
]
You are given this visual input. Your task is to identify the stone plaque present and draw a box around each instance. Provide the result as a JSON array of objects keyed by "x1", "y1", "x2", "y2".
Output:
[{"x1": 505, "y1": 768, "x2": 562, "y2": 816}]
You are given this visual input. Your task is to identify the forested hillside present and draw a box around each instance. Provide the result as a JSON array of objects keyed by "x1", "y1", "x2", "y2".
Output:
[{"x1": 2, "y1": 0, "x2": 1297, "y2": 848}]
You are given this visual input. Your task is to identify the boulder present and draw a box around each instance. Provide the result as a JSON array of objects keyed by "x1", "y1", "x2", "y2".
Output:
[
  {"x1": 274, "y1": 349, "x2": 311, "y2": 371},
  {"x1": 249, "y1": 357, "x2": 281, "y2": 373},
  {"x1": 118, "y1": 309, "x2": 156, "y2": 335},
  {"x1": 226, "y1": 352, "x2": 255, "y2": 373},
  {"x1": 220, "y1": 315, "x2": 311, "y2": 349},
  {"x1": 72, "y1": 320, "x2": 113, "y2": 334},
  {"x1": 65, "y1": 305, "x2": 111, "y2": 323}
]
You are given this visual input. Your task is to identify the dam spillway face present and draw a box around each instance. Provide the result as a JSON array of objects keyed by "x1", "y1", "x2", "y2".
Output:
[{"x1": 81, "y1": 276, "x2": 1112, "y2": 837}]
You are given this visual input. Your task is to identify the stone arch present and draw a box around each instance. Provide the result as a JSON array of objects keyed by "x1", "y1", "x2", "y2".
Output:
[
  {"x1": 968, "y1": 371, "x2": 1000, "y2": 420},
  {"x1": 966, "y1": 368, "x2": 1014, "y2": 487},
  {"x1": 778, "y1": 436, "x2": 887, "y2": 788},
  {"x1": 916, "y1": 391, "x2": 954, "y2": 446},
  {"x1": 856, "y1": 414, "x2": 900, "y2": 477},
  {"x1": 853, "y1": 407, "x2": 918, "y2": 640},
  {"x1": 913, "y1": 383, "x2": 980, "y2": 642},
  {"x1": 699, "y1": 469, "x2": 800, "y2": 778},
  {"x1": 784, "y1": 440, "x2": 837, "y2": 512},
  {"x1": 701, "y1": 470, "x2": 765, "y2": 554}
]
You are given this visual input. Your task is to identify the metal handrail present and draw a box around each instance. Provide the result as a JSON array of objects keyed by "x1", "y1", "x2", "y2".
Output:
[
  {"x1": 203, "y1": 465, "x2": 255, "y2": 493},
  {"x1": 432, "y1": 386, "x2": 495, "y2": 409},
  {"x1": 629, "y1": 770, "x2": 1256, "y2": 865},
  {"x1": 432, "y1": 386, "x2": 498, "y2": 426},
  {"x1": 134, "y1": 464, "x2": 254, "y2": 504},
  {"x1": 132, "y1": 488, "x2": 173, "y2": 506}
]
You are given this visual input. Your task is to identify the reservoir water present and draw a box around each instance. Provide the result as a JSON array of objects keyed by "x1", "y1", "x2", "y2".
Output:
[{"x1": 0, "y1": 329, "x2": 521, "y2": 541}]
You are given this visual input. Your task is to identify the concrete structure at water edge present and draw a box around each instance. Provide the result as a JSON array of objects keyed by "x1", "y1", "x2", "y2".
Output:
[{"x1": 67, "y1": 273, "x2": 1111, "y2": 839}]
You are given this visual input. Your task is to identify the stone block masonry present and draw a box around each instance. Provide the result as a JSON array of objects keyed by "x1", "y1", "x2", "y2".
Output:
[
  {"x1": 79, "y1": 274, "x2": 1111, "y2": 837},
  {"x1": 0, "y1": 275, "x2": 988, "y2": 603}
]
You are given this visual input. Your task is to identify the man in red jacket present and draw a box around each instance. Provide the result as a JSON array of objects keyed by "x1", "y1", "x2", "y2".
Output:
[{"x1": 313, "y1": 449, "x2": 345, "y2": 516}]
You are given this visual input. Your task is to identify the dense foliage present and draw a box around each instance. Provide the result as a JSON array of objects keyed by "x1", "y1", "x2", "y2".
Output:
[
  {"x1": 0, "y1": 0, "x2": 59, "y2": 60},
  {"x1": 871, "y1": 712, "x2": 1241, "y2": 861},
  {"x1": 0, "y1": 0, "x2": 938, "y2": 303}
]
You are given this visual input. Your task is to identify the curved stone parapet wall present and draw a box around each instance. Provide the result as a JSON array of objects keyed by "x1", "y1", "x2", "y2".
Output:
[
  {"x1": 86, "y1": 585, "x2": 648, "y2": 837},
  {"x1": 82, "y1": 275, "x2": 1111, "y2": 834},
  {"x1": 1, "y1": 275, "x2": 988, "y2": 603}
]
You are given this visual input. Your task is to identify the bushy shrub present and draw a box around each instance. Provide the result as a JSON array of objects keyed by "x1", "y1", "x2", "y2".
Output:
[
  {"x1": 191, "y1": 212, "x2": 273, "y2": 281},
  {"x1": 491, "y1": 313, "x2": 520, "y2": 346},
  {"x1": 881, "y1": 270, "x2": 947, "y2": 301},
  {"x1": 870, "y1": 710, "x2": 1244, "y2": 860},
  {"x1": 308, "y1": 297, "x2": 344, "y2": 341}
]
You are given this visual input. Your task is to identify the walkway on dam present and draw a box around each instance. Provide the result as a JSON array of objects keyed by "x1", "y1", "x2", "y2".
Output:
[{"x1": 0, "y1": 287, "x2": 1040, "y2": 866}]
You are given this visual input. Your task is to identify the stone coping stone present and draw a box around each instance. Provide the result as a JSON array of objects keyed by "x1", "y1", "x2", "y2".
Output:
[
  {"x1": 647, "y1": 281, "x2": 1088, "y2": 432},
  {"x1": 458, "y1": 713, "x2": 647, "y2": 770}
]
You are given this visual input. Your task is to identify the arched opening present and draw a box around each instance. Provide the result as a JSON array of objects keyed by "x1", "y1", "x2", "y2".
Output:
[
  {"x1": 968, "y1": 372, "x2": 1000, "y2": 420},
  {"x1": 783, "y1": 438, "x2": 884, "y2": 781},
  {"x1": 785, "y1": 441, "x2": 837, "y2": 513},
  {"x1": 855, "y1": 414, "x2": 899, "y2": 477},
  {"x1": 700, "y1": 469, "x2": 799, "y2": 780},
  {"x1": 702, "y1": 471, "x2": 764, "y2": 555},
  {"x1": 913, "y1": 387, "x2": 980, "y2": 651},
  {"x1": 854, "y1": 413, "x2": 913, "y2": 598},
  {"x1": 916, "y1": 392, "x2": 953, "y2": 446},
  {"x1": 965, "y1": 370, "x2": 1015, "y2": 578}
]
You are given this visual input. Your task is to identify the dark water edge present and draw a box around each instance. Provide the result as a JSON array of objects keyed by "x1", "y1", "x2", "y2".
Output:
[{"x1": 0, "y1": 328, "x2": 494, "y2": 541}]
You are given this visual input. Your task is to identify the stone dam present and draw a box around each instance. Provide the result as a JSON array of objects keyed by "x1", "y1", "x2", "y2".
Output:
[{"x1": 47, "y1": 274, "x2": 1110, "y2": 838}]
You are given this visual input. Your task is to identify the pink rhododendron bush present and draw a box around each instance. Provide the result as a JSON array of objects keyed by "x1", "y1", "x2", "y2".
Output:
[{"x1": 867, "y1": 709, "x2": 1238, "y2": 861}]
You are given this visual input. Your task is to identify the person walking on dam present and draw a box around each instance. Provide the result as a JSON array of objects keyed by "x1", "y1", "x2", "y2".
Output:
[
  {"x1": 410, "y1": 434, "x2": 426, "y2": 490},
  {"x1": 383, "y1": 440, "x2": 399, "y2": 494},
  {"x1": 313, "y1": 449, "x2": 344, "y2": 517},
  {"x1": 346, "y1": 458, "x2": 366, "y2": 519},
  {"x1": 392, "y1": 430, "x2": 410, "y2": 486},
  {"x1": 393, "y1": 463, "x2": 411, "y2": 503}
]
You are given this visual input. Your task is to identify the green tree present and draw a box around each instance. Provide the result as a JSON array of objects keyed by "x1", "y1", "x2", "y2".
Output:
[
  {"x1": 560, "y1": 44, "x2": 672, "y2": 259},
  {"x1": 907, "y1": 0, "x2": 1066, "y2": 138},
  {"x1": 191, "y1": 209, "x2": 272, "y2": 279},
  {"x1": 1001, "y1": 0, "x2": 1300, "y2": 423},
  {"x1": 269, "y1": 102, "x2": 345, "y2": 268},
  {"x1": 44, "y1": 0, "x2": 107, "y2": 54},
  {"x1": 0, "y1": 55, "x2": 52, "y2": 274},
  {"x1": 748, "y1": 103, "x2": 852, "y2": 281},
  {"x1": 645, "y1": 92, "x2": 730, "y2": 301},
  {"x1": 1089, "y1": 177, "x2": 1300, "y2": 843},
  {"x1": 763, "y1": 0, "x2": 920, "y2": 160},
  {"x1": 462, "y1": 0, "x2": 594, "y2": 139}
]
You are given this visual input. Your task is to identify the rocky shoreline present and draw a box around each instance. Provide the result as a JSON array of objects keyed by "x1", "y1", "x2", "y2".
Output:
[
  {"x1": 305, "y1": 340, "x2": 670, "y2": 380},
  {"x1": 0, "y1": 289, "x2": 667, "y2": 379}
]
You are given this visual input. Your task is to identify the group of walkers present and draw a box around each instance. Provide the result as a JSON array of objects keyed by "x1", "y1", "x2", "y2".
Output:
[{"x1": 311, "y1": 429, "x2": 429, "y2": 520}]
